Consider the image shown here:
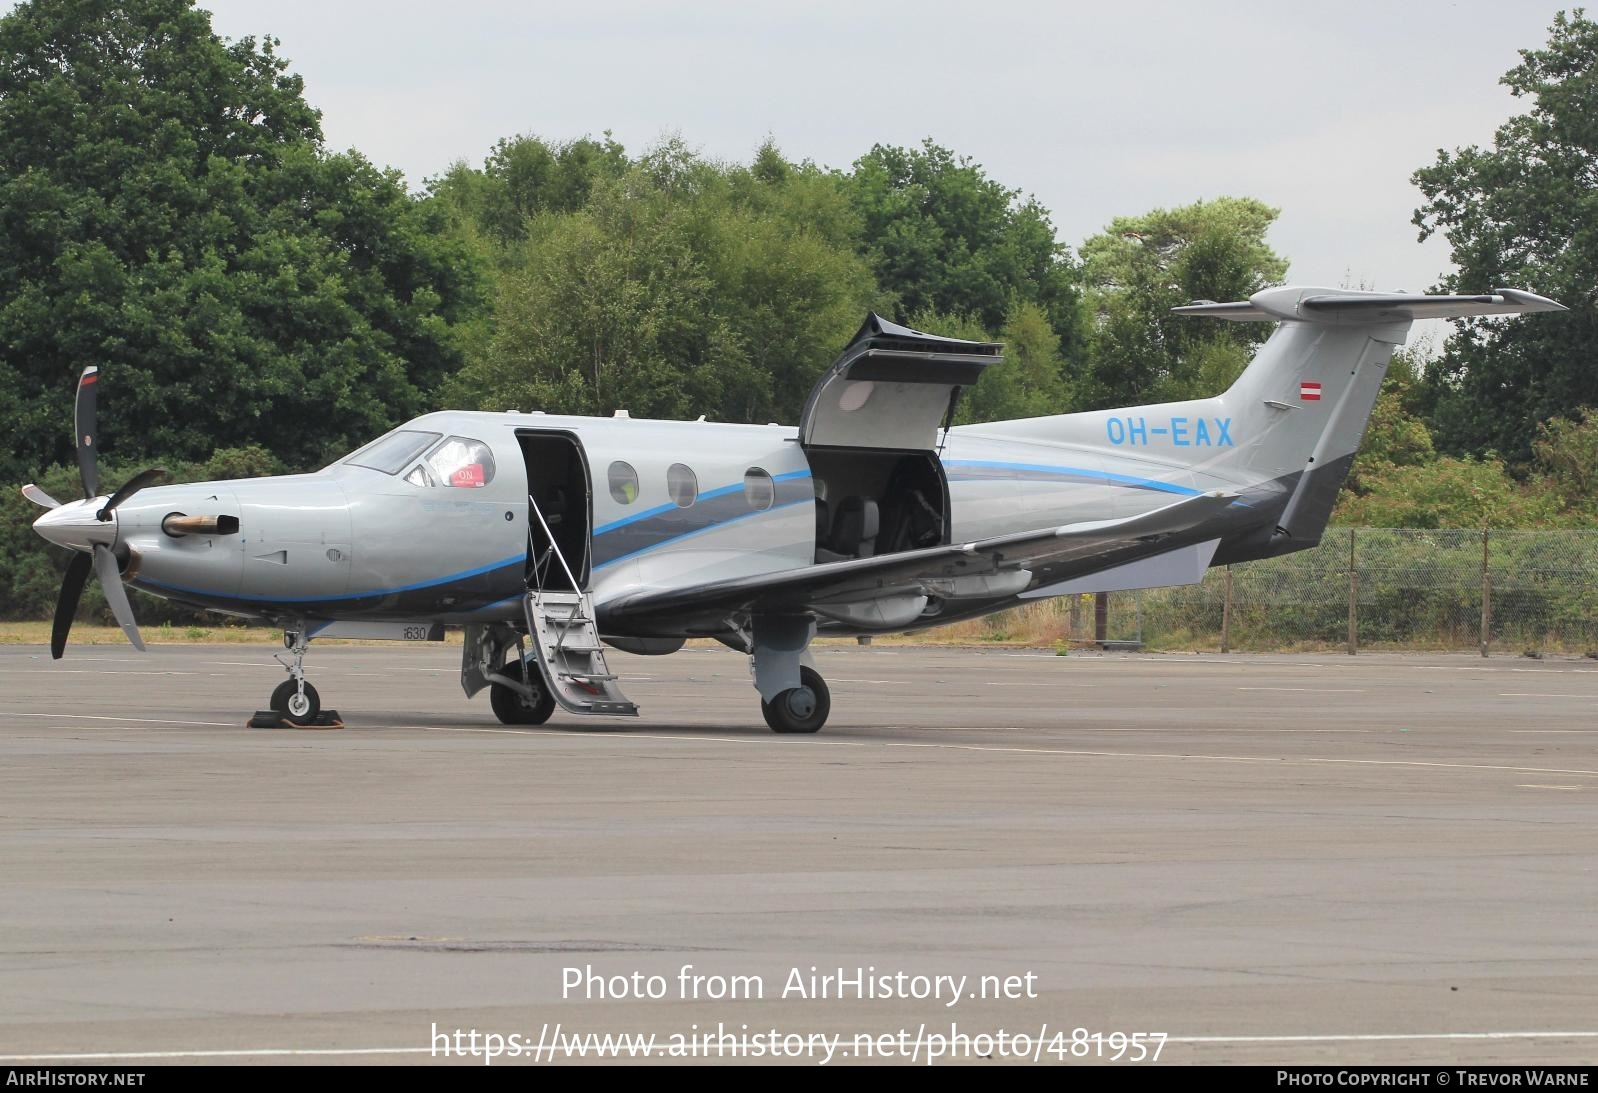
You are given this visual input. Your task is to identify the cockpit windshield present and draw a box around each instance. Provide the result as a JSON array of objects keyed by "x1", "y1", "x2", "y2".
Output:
[{"x1": 343, "y1": 430, "x2": 442, "y2": 475}]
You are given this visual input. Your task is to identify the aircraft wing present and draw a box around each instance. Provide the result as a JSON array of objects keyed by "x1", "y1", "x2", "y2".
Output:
[{"x1": 597, "y1": 490, "x2": 1236, "y2": 631}]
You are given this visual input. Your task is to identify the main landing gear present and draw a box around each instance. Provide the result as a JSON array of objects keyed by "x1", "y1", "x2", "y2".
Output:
[
  {"x1": 490, "y1": 650, "x2": 556, "y2": 725},
  {"x1": 746, "y1": 615, "x2": 832, "y2": 734}
]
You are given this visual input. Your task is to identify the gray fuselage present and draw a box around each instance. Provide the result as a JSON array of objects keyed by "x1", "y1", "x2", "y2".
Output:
[{"x1": 103, "y1": 406, "x2": 1281, "y2": 636}]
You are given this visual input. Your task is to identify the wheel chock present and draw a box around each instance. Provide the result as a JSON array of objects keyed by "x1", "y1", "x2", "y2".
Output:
[{"x1": 247, "y1": 709, "x2": 345, "y2": 730}]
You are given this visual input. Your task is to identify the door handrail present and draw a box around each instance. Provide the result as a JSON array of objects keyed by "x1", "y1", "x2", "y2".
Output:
[{"x1": 527, "y1": 492, "x2": 583, "y2": 593}]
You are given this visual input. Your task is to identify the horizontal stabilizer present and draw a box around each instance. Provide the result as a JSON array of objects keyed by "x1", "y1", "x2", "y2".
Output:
[{"x1": 1174, "y1": 286, "x2": 1566, "y2": 324}]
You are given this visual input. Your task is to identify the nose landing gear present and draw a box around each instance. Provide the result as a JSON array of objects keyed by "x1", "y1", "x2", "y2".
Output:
[
  {"x1": 249, "y1": 628, "x2": 341, "y2": 728},
  {"x1": 271, "y1": 629, "x2": 320, "y2": 719}
]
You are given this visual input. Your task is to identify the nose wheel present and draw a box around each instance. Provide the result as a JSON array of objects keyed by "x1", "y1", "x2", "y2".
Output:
[
  {"x1": 270, "y1": 678, "x2": 321, "y2": 721},
  {"x1": 761, "y1": 666, "x2": 830, "y2": 734}
]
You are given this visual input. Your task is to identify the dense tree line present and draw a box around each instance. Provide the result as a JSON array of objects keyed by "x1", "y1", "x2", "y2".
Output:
[
  {"x1": 0, "y1": 0, "x2": 481, "y2": 486},
  {"x1": 0, "y1": 0, "x2": 1594, "y2": 623}
]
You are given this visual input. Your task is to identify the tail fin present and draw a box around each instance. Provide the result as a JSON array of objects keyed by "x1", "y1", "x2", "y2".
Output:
[
  {"x1": 1187, "y1": 286, "x2": 1564, "y2": 554},
  {"x1": 968, "y1": 286, "x2": 1563, "y2": 557}
]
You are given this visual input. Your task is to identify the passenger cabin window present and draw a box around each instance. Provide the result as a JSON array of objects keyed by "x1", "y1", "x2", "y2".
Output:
[
  {"x1": 344, "y1": 430, "x2": 441, "y2": 475},
  {"x1": 608, "y1": 461, "x2": 639, "y2": 504},
  {"x1": 666, "y1": 463, "x2": 698, "y2": 507},
  {"x1": 425, "y1": 436, "x2": 496, "y2": 488},
  {"x1": 743, "y1": 468, "x2": 775, "y2": 511}
]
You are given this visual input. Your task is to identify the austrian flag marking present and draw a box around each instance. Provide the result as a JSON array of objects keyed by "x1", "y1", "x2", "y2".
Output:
[{"x1": 1300, "y1": 381, "x2": 1323, "y2": 401}]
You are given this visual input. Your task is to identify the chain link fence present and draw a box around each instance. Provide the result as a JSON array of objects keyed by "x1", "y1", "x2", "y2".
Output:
[{"x1": 958, "y1": 528, "x2": 1598, "y2": 655}]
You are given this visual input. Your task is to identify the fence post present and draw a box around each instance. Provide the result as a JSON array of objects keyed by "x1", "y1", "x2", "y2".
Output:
[
  {"x1": 1093, "y1": 592, "x2": 1108, "y2": 645},
  {"x1": 1480, "y1": 527, "x2": 1491, "y2": 658},
  {"x1": 1346, "y1": 528, "x2": 1358, "y2": 656},
  {"x1": 1221, "y1": 565, "x2": 1233, "y2": 654}
]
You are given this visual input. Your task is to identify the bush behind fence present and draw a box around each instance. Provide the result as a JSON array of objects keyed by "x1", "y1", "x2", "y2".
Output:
[{"x1": 953, "y1": 528, "x2": 1598, "y2": 654}]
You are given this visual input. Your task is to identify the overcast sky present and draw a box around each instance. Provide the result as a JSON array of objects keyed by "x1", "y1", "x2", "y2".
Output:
[{"x1": 22, "y1": 1, "x2": 1579, "y2": 342}]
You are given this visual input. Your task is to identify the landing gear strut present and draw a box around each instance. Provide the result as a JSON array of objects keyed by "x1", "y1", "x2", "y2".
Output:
[{"x1": 270, "y1": 629, "x2": 321, "y2": 721}]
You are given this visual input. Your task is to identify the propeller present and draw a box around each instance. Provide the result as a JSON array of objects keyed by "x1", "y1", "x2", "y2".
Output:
[
  {"x1": 26, "y1": 366, "x2": 166, "y2": 659},
  {"x1": 76, "y1": 365, "x2": 99, "y2": 497},
  {"x1": 50, "y1": 552, "x2": 92, "y2": 660},
  {"x1": 97, "y1": 467, "x2": 167, "y2": 522},
  {"x1": 20, "y1": 483, "x2": 60, "y2": 509}
]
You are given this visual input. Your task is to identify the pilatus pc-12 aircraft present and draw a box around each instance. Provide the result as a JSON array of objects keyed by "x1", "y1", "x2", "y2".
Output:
[{"x1": 24, "y1": 286, "x2": 1563, "y2": 732}]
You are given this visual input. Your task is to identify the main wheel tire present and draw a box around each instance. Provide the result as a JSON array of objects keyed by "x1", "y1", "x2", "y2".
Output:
[
  {"x1": 491, "y1": 669, "x2": 556, "y2": 725},
  {"x1": 761, "y1": 666, "x2": 830, "y2": 734},
  {"x1": 270, "y1": 679, "x2": 321, "y2": 723}
]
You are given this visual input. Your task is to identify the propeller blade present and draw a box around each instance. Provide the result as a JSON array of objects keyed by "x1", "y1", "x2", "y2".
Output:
[
  {"x1": 96, "y1": 467, "x2": 167, "y2": 522},
  {"x1": 21, "y1": 483, "x2": 61, "y2": 510},
  {"x1": 75, "y1": 366, "x2": 99, "y2": 499},
  {"x1": 93, "y1": 544, "x2": 145, "y2": 652},
  {"x1": 51, "y1": 551, "x2": 93, "y2": 660}
]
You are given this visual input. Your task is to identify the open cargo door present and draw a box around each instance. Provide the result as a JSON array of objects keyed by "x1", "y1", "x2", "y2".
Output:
[
  {"x1": 799, "y1": 315, "x2": 1004, "y2": 563},
  {"x1": 798, "y1": 314, "x2": 1003, "y2": 451}
]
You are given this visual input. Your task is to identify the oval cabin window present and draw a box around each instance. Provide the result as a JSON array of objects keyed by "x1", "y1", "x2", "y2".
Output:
[
  {"x1": 666, "y1": 463, "x2": 698, "y2": 508},
  {"x1": 743, "y1": 468, "x2": 775, "y2": 511},
  {"x1": 608, "y1": 461, "x2": 640, "y2": 505}
]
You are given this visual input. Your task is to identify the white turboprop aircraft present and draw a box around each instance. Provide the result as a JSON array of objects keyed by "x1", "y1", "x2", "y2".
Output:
[{"x1": 22, "y1": 286, "x2": 1563, "y2": 732}]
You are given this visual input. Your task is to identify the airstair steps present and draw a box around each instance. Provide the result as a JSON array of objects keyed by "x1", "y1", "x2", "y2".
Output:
[
  {"x1": 520, "y1": 491, "x2": 639, "y2": 717},
  {"x1": 522, "y1": 588, "x2": 638, "y2": 718}
]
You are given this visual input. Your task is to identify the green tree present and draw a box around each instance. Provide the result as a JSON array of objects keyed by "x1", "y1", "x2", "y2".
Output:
[
  {"x1": 1531, "y1": 407, "x2": 1598, "y2": 516},
  {"x1": 428, "y1": 133, "x2": 629, "y2": 248},
  {"x1": 1079, "y1": 197, "x2": 1287, "y2": 407},
  {"x1": 1343, "y1": 349, "x2": 1437, "y2": 496},
  {"x1": 445, "y1": 139, "x2": 878, "y2": 425},
  {"x1": 0, "y1": 0, "x2": 482, "y2": 482},
  {"x1": 909, "y1": 302, "x2": 1073, "y2": 424},
  {"x1": 1331, "y1": 455, "x2": 1566, "y2": 529},
  {"x1": 1411, "y1": 9, "x2": 1595, "y2": 460},
  {"x1": 845, "y1": 140, "x2": 1083, "y2": 351}
]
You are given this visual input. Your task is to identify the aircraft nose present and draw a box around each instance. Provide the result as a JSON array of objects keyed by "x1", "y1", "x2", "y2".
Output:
[{"x1": 32, "y1": 499, "x2": 118, "y2": 552}]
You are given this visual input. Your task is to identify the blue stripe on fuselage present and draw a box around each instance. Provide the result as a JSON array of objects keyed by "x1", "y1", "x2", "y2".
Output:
[{"x1": 943, "y1": 459, "x2": 1201, "y2": 496}]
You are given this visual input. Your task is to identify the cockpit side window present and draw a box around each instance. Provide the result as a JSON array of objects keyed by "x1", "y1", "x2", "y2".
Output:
[{"x1": 425, "y1": 436, "x2": 496, "y2": 488}]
